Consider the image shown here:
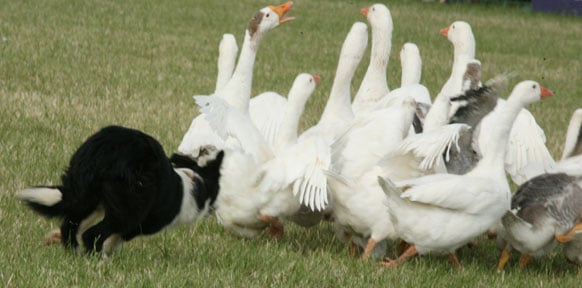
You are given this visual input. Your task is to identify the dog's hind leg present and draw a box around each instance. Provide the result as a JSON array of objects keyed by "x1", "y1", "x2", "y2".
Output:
[
  {"x1": 75, "y1": 208, "x2": 104, "y2": 247},
  {"x1": 60, "y1": 217, "x2": 81, "y2": 249},
  {"x1": 44, "y1": 208, "x2": 104, "y2": 246},
  {"x1": 102, "y1": 234, "x2": 123, "y2": 258},
  {"x1": 81, "y1": 218, "x2": 115, "y2": 254}
]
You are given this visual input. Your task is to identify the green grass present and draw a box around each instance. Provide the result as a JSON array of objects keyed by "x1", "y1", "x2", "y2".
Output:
[{"x1": 1, "y1": 0, "x2": 581, "y2": 286}]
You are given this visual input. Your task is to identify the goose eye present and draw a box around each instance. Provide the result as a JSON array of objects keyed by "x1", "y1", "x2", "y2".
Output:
[
  {"x1": 266, "y1": 13, "x2": 270, "y2": 18},
  {"x1": 532, "y1": 84, "x2": 537, "y2": 89},
  {"x1": 309, "y1": 78, "x2": 313, "y2": 83},
  {"x1": 372, "y1": 7, "x2": 375, "y2": 11}
]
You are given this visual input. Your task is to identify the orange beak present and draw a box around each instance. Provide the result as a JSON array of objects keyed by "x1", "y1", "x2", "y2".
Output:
[
  {"x1": 440, "y1": 26, "x2": 449, "y2": 37},
  {"x1": 540, "y1": 86, "x2": 554, "y2": 99},
  {"x1": 269, "y1": 1, "x2": 295, "y2": 25},
  {"x1": 360, "y1": 7, "x2": 369, "y2": 17},
  {"x1": 312, "y1": 75, "x2": 321, "y2": 85}
]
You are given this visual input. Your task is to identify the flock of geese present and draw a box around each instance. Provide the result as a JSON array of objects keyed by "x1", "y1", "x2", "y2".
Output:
[{"x1": 178, "y1": 2, "x2": 582, "y2": 270}]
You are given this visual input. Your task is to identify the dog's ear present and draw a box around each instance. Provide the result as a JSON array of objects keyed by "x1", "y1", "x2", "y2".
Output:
[
  {"x1": 199, "y1": 150, "x2": 224, "y2": 179},
  {"x1": 169, "y1": 153, "x2": 201, "y2": 170},
  {"x1": 207, "y1": 150, "x2": 225, "y2": 169}
]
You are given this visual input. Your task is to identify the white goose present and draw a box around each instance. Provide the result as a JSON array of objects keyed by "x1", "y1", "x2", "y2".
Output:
[
  {"x1": 327, "y1": 99, "x2": 472, "y2": 260},
  {"x1": 326, "y1": 97, "x2": 416, "y2": 260},
  {"x1": 440, "y1": 20, "x2": 555, "y2": 184},
  {"x1": 256, "y1": 22, "x2": 369, "y2": 222},
  {"x1": 351, "y1": 3, "x2": 393, "y2": 116},
  {"x1": 439, "y1": 21, "x2": 476, "y2": 101},
  {"x1": 378, "y1": 81, "x2": 554, "y2": 269},
  {"x1": 326, "y1": 69, "x2": 475, "y2": 260},
  {"x1": 197, "y1": 73, "x2": 320, "y2": 238},
  {"x1": 178, "y1": 2, "x2": 295, "y2": 158}
]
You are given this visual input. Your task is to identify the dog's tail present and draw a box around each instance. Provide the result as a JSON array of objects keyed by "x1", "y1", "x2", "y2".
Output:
[{"x1": 17, "y1": 186, "x2": 65, "y2": 218}]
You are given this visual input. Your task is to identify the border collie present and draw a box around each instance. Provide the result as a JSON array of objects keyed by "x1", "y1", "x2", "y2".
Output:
[{"x1": 17, "y1": 125, "x2": 223, "y2": 256}]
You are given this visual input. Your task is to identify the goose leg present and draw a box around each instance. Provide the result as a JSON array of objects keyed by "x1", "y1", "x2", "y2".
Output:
[
  {"x1": 496, "y1": 247, "x2": 511, "y2": 272},
  {"x1": 397, "y1": 240, "x2": 410, "y2": 256},
  {"x1": 555, "y1": 222, "x2": 582, "y2": 243},
  {"x1": 260, "y1": 214, "x2": 284, "y2": 240},
  {"x1": 487, "y1": 230, "x2": 498, "y2": 239},
  {"x1": 349, "y1": 241, "x2": 359, "y2": 256},
  {"x1": 519, "y1": 253, "x2": 532, "y2": 269},
  {"x1": 466, "y1": 240, "x2": 478, "y2": 249},
  {"x1": 343, "y1": 232, "x2": 359, "y2": 257},
  {"x1": 447, "y1": 253, "x2": 463, "y2": 270},
  {"x1": 362, "y1": 238, "x2": 377, "y2": 261},
  {"x1": 381, "y1": 244, "x2": 417, "y2": 268}
]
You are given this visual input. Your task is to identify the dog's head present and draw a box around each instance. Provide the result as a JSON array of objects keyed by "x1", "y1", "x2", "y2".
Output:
[{"x1": 170, "y1": 151, "x2": 224, "y2": 211}]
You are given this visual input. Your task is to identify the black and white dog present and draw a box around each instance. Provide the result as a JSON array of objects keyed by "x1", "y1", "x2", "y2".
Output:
[{"x1": 17, "y1": 125, "x2": 223, "y2": 256}]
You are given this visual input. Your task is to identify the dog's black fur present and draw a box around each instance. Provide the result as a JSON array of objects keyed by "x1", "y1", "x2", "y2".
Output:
[{"x1": 18, "y1": 125, "x2": 224, "y2": 255}]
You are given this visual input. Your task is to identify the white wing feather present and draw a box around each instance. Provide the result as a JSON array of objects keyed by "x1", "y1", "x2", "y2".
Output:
[
  {"x1": 397, "y1": 174, "x2": 504, "y2": 214},
  {"x1": 478, "y1": 99, "x2": 555, "y2": 185},
  {"x1": 177, "y1": 111, "x2": 225, "y2": 157},
  {"x1": 398, "y1": 123, "x2": 471, "y2": 170},
  {"x1": 255, "y1": 137, "x2": 330, "y2": 211},
  {"x1": 553, "y1": 155, "x2": 582, "y2": 176},
  {"x1": 504, "y1": 107, "x2": 555, "y2": 185},
  {"x1": 331, "y1": 100, "x2": 416, "y2": 177},
  {"x1": 249, "y1": 92, "x2": 288, "y2": 148},
  {"x1": 194, "y1": 95, "x2": 272, "y2": 163}
]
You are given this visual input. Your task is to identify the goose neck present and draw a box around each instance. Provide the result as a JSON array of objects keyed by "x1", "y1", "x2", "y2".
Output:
[
  {"x1": 319, "y1": 53, "x2": 360, "y2": 125},
  {"x1": 354, "y1": 26, "x2": 391, "y2": 101},
  {"x1": 319, "y1": 84, "x2": 354, "y2": 126},
  {"x1": 274, "y1": 104, "x2": 304, "y2": 150},
  {"x1": 422, "y1": 92, "x2": 450, "y2": 132},
  {"x1": 476, "y1": 97, "x2": 523, "y2": 172},
  {"x1": 453, "y1": 38, "x2": 475, "y2": 62},
  {"x1": 401, "y1": 57, "x2": 421, "y2": 86},
  {"x1": 369, "y1": 26, "x2": 391, "y2": 73},
  {"x1": 223, "y1": 30, "x2": 259, "y2": 113},
  {"x1": 562, "y1": 113, "x2": 582, "y2": 159}
]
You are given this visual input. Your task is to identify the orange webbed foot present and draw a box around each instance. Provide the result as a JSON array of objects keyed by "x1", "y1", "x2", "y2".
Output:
[
  {"x1": 380, "y1": 258, "x2": 400, "y2": 268},
  {"x1": 496, "y1": 247, "x2": 511, "y2": 272},
  {"x1": 519, "y1": 253, "x2": 532, "y2": 269},
  {"x1": 556, "y1": 222, "x2": 582, "y2": 243}
]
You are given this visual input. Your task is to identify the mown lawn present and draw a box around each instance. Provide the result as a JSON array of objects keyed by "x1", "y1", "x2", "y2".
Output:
[{"x1": 1, "y1": 0, "x2": 580, "y2": 287}]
